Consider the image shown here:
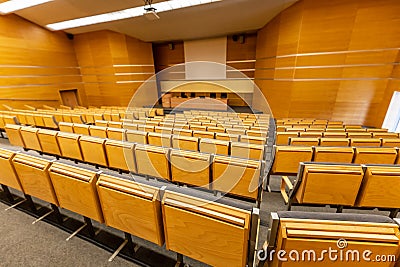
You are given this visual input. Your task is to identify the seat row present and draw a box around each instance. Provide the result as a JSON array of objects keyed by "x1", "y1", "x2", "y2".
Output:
[
  {"x1": 261, "y1": 211, "x2": 400, "y2": 267},
  {"x1": 288, "y1": 136, "x2": 400, "y2": 147},
  {"x1": 269, "y1": 145, "x2": 400, "y2": 178},
  {"x1": 5, "y1": 125, "x2": 264, "y2": 200},
  {"x1": 280, "y1": 162, "x2": 400, "y2": 216},
  {"x1": 277, "y1": 125, "x2": 390, "y2": 132},
  {"x1": 0, "y1": 148, "x2": 257, "y2": 267},
  {"x1": 0, "y1": 115, "x2": 19, "y2": 134},
  {"x1": 56, "y1": 122, "x2": 268, "y2": 153}
]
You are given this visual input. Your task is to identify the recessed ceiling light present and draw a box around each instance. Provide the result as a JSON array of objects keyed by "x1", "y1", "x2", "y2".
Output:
[
  {"x1": 46, "y1": 0, "x2": 221, "y2": 31},
  {"x1": 0, "y1": 0, "x2": 53, "y2": 14}
]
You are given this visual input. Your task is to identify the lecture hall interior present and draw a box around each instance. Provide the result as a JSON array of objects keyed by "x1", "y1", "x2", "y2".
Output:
[{"x1": 0, "y1": 0, "x2": 400, "y2": 266}]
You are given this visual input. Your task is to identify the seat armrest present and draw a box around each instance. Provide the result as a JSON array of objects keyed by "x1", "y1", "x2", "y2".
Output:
[{"x1": 280, "y1": 176, "x2": 294, "y2": 204}]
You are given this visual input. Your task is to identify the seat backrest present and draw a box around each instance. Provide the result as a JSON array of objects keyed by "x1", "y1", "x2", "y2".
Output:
[
  {"x1": 147, "y1": 132, "x2": 172, "y2": 147},
  {"x1": 231, "y1": 142, "x2": 264, "y2": 160},
  {"x1": 271, "y1": 146, "x2": 313, "y2": 174},
  {"x1": 48, "y1": 162, "x2": 103, "y2": 222},
  {"x1": 12, "y1": 153, "x2": 58, "y2": 205},
  {"x1": 381, "y1": 138, "x2": 400, "y2": 148},
  {"x1": 37, "y1": 129, "x2": 61, "y2": 155},
  {"x1": 199, "y1": 138, "x2": 229, "y2": 155},
  {"x1": 289, "y1": 137, "x2": 319, "y2": 146},
  {"x1": 134, "y1": 144, "x2": 170, "y2": 180},
  {"x1": 56, "y1": 132, "x2": 83, "y2": 161},
  {"x1": 0, "y1": 148, "x2": 23, "y2": 192},
  {"x1": 193, "y1": 130, "x2": 215, "y2": 139},
  {"x1": 96, "y1": 173, "x2": 164, "y2": 245},
  {"x1": 73, "y1": 124, "x2": 90, "y2": 135},
  {"x1": 350, "y1": 138, "x2": 381, "y2": 147},
  {"x1": 137, "y1": 124, "x2": 155, "y2": 132},
  {"x1": 5, "y1": 124, "x2": 25, "y2": 147},
  {"x1": 322, "y1": 132, "x2": 347, "y2": 138},
  {"x1": 95, "y1": 120, "x2": 109, "y2": 127},
  {"x1": 267, "y1": 211, "x2": 399, "y2": 267},
  {"x1": 58, "y1": 122, "x2": 74, "y2": 133},
  {"x1": 79, "y1": 136, "x2": 108, "y2": 166},
  {"x1": 170, "y1": 150, "x2": 210, "y2": 188},
  {"x1": 215, "y1": 132, "x2": 239, "y2": 142},
  {"x1": 347, "y1": 132, "x2": 372, "y2": 138},
  {"x1": 276, "y1": 132, "x2": 299, "y2": 145},
  {"x1": 313, "y1": 147, "x2": 354, "y2": 163},
  {"x1": 240, "y1": 135, "x2": 266, "y2": 145},
  {"x1": 104, "y1": 140, "x2": 135, "y2": 172},
  {"x1": 42, "y1": 115, "x2": 58, "y2": 129},
  {"x1": 106, "y1": 127, "x2": 127, "y2": 141},
  {"x1": 108, "y1": 121, "x2": 123, "y2": 129},
  {"x1": 172, "y1": 135, "x2": 199, "y2": 151},
  {"x1": 126, "y1": 130, "x2": 148, "y2": 144},
  {"x1": 213, "y1": 155, "x2": 261, "y2": 200},
  {"x1": 353, "y1": 147, "x2": 398, "y2": 164},
  {"x1": 20, "y1": 126, "x2": 42, "y2": 151},
  {"x1": 89, "y1": 125, "x2": 108, "y2": 139},
  {"x1": 293, "y1": 163, "x2": 364, "y2": 206},
  {"x1": 319, "y1": 137, "x2": 350, "y2": 147},
  {"x1": 161, "y1": 189, "x2": 252, "y2": 267},
  {"x1": 357, "y1": 165, "x2": 400, "y2": 209}
]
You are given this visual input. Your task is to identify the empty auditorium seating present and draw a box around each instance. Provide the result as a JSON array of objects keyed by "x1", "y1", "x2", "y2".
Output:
[
  {"x1": 96, "y1": 173, "x2": 164, "y2": 245},
  {"x1": 20, "y1": 127, "x2": 42, "y2": 151},
  {"x1": 313, "y1": 147, "x2": 354, "y2": 163},
  {"x1": 263, "y1": 211, "x2": 400, "y2": 267},
  {"x1": 350, "y1": 138, "x2": 381, "y2": 147},
  {"x1": 104, "y1": 140, "x2": 135, "y2": 172},
  {"x1": 49, "y1": 161, "x2": 104, "y2": 222},
  {"x1": 147, "y1": 132, "x2": 172, "y2": 147},
  {"x1": 213, "y1": 155, "x2": 261, "y2": 200},
  {"x1": 199, "y1": 138, "x2": 229, "y2": 155},
  {"x1": 240, "y1": 135, "x2": 266, "y2": 145},
  {"x1": 106, "y1": 127, "x2": 126, "y2": 141},
  {"x1": 58, "y1": 122, "x2": 74, "y2": 133},
  {"x1": 5, "y1": 124, "x2": 25, "y2": 147},
  {"x1": 126, "y1": 130, "x2": 148, "y2": 144},
  {"x1": 89, "y1": 125, "x2": 108, "y2": 139},
  {"x1": 56, "y1": 132, "x2": 83, "y2": 161},
  {"x1": 79, "y1": 136, "x2": 108, "y2": 166},
  {"x1": 37, "y1": 129, "x2": 61, "y2": 156},
  {"x1": 73, "y1": 124, "x2": 90, "y2": 135},
  {"x1": 13, "y1": 153, "x2": 59, "y2": 205},
  {"x1": 193, "y1": 130, "x2": 215, "y2": 139},
  {"x1": 270, "y1": 146, "x2": 313, "y2": 175},
  {"x1": 280, "y1": 163, "x2": 364, "y2": 207},
  {"x1": 170, "y1": 150, "x2": 210, "y2": 188},
  {"x1": 162, "y1": 188, "x2": 252, "y2": 267},
  {"x1": 172, "y1": 135, "x2": 199, "y2": 151},
  {"x1": 319, "y1": 137, "x2": 350, "y2": 146},
  {"x1": 275, "y1": 132, "x2": 298, "y2": 145},
  {"x1": 289, "y1": 137, "x2": 319, "y2": 146},
  {"x1": 0, "y1": 148, "x2": 24, "y2": 192},
  {"x1": 135, "y1": 144, "x2": 170, "y2": 180},
  {"x1": 231, "y1": 142, "x2": 264, "y2": 160},
  {"x1": 382, "y1": 138, "x2": 400, "y2": 147},
  {"x1": 353, "y1": 147, "x2": 398, "y2": 164}
]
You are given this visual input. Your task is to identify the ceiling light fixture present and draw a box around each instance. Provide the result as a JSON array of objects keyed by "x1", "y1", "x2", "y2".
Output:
[
  {"x1": 46, "y1": 0, "x2": 221, "y2": 31},
  {"x1": 0, "y1": 0, "x2": 53, "y2": 14}
]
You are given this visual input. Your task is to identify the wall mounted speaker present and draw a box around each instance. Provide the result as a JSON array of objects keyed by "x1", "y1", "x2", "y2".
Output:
[{"x1": 66, "y1": 33, "x2": 74, "y2": 40}]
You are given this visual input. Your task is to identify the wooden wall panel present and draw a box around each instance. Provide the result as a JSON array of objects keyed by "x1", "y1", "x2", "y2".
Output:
[
  {"x1": 153, "y1": 42, "x2": 185, "y2": 73},
  {"x1": 226, "y1": 33, "x2": 257, "y2": 78},
  {"x1": 0, "y1": 14, "x2": 84, "y2": 110},
  {"x1": 73, "y1": 30, "x2": 154, "y2": 107},
  {"x1": 255, "y1": 0, "x2": 400, "y2": 127}
]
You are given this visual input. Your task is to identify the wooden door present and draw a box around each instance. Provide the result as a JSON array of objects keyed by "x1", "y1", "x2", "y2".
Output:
[{"x1": 60, "y1": 89, "x2": 79, "y2": 108}]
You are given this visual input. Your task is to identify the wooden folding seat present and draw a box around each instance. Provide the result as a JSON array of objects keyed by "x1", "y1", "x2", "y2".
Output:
[
  {"x1": 33, "y1": 114, "x2": 45, "y2": 127},
  {"x1": 314, "y1": 119, "x2": 328, "y2": 124},
  {"x1": 373, "y1": 132, "x2": 399, "y2": 138},
  {"x1": 199, "y1": 138, "x2": 229, "y2": 155},
  {"x1": 56, "y1": 132, "x2": 83, "y2": 161},
  {"x1": 214, "y1": 132, "x2": 238, "y2": 142},
  {"x1": 137, "y1": 124, "x2": 155, "y2": 132},
  {"x1": 144, "y1": 120, "x2": 159, "y2": 127},
  {"x1": 0, "y1": 148, "x2": 24, "y2": 192},
  {"x1": 108, "y1": 121, "x2": 123, "y2": 128},
  {"x1": 134, "y1": 144, "x2": 170, "y2": 180},
  {"x1": 193, "y1": 130, "x2": 215, "y2": 139},
  {"x1": 89, "y1": 125, "x2": 108, "y2": 139},
  {"x1": 225, "y1": 128, "x2": 246, "y2": 136},
  {"x1": 58, "y1": 122, "x2": 74, "y2": 133},
  {"x1": 24, "y1": 113, "x2": 36, "y2": 126},
  {"x1": 37, "y1": 129, "x2": 61, "y2": 156},
  {"x1": 313, "y1": 147, "x2": 354, "y2": 163},
  {"x1": 325, "y1": 127, "x2": 345, "y2": 132},
  {"x1": 326, "y1": 125, "x2": 344, "y2": 130},
  {"x1": 345, "y1": 125, "x2": 363, "y2": 129},
  {"x1": 357, "y1": 165, "x2": 400, "y2": 209},
  {"x1": 327, "y1": 120, "x2": 343, "y2": 125},
  {"x1": 71, "y1": 114, "x2": 85, "y2": 124},
  {"x1": 264, "y1": 211, "x2": 400, "y2": 267},
  {"x1": 106, "y1": 127, "x2": 126, "y2": 141},
  {"x1": 286, "y1": 127, "x2": 305, "y2": 132},
  {"x1": 79, "y1": 136, "x2": 108, "y2": 166},
  {"x1": 97, "y1": 173, "x2": 164, "y2": 245},
  {"x1": 289, "y1": 137, "x2": 319, "y2": 146},
  {"x1": 95, "y1": 120, "x2": 109, "y2": 127},
  {"x1": 170, "y1": 150, "x2": 210, "y2": 188},
  {"x1": 246, "y1": 129, "x2": 267, "y2": 138},
  {"x1": 5, "y1": 124, "x2": 25, "y2": 147},
  {"x1": 203, "y1": 122, "x2": 217, "y2": 127},
  {"x1": 103, "y1": 113, "x2": 112, "y2": 121},
  {"x1": 213, "y1": 155, "x2": 261, "y2": 200},
  {"x1": 381, "y1": 138, "x2": 400, "y2": 147},
  {"x1": 353, "y1": 147, "x2": 397, "y2": 164},
  {"x1": 189, "y1": 125, "x2": 206, "y2": 132},
  {"x1": 319, "y1": 137, "x2": 349, "y2": 147},
  {"x1": 162, "y1": 188, "x2": 252, "y2": 267},
  {"x1": 350, "y1": 138, "x2": 381, "y2": 147},
  {"x1": 147, "y1": 132, "x2": 172, "y2": 147},
  {"x1": 322, "y1": 131, "x2": 347, "y2": 138},
  {"x1": 73, "y1": 124, "x2": 90, "y2": 135},
  {"x1": 270, "y1": 146, "x2": 313, "y2": 175},
  {"x1": 305, "y1": 127, "x2": 324, "y2": 132},
  {"x1": 110, "y1": 113, "x2": 120, "y2": 122},
  {"x1": 299, "y1": 132, "x2": 322, "y2": 138},
  {"x1": 42, "y1": 115, "x2": 58, "y2": 129},
  {"x1": 49, "y1": 162, "x2": 103, "y2": 222},
  {"x1": 281, "y1": 163, "x2": 364, "y2": 207},
  {"x1": 367, "y1": 128, "x2": 388, "y2": 133},
  {"x1": 126, "y1": 130, "x2": 148, "y2": 144},
  {"x1": 275, "y1": 132, "x2": 298, "y2": 145},
  {"x1": 20, "y1": 127, "x2": 42, "y2": 151},
  {"x1": 13, "y1": 153, "x2": 58, "y2": 205},
  {"x1": 207, "y1": 126, "x2": 225, "y2": 133},
  {"x1": 123, "y1": 123, "x2": 138, "y2": 131},
  {"x1": 172, "y1": 128, "x2": 192, "y2": 137},
  {"x1": 347, "y1": 132, "x2": 372, "y2": 138},
  {"x1": 61, "y1": 113, "x2": 72, "y2": 123},
  {"x1": 104, "y1": 140, "x2": 135, "y2": 172},
  {"x1": 15, "y1": 112, "x2": 27, "y2": 125},
  {"x1": 231, "y1": 142, "x2": 264, "y2": 160},
  {"x1": 172, "y1": 135, "x2": 198, "y2": 151},
  {"x1": 240, "y1": 135, "x2": 266, "y2": 145}
]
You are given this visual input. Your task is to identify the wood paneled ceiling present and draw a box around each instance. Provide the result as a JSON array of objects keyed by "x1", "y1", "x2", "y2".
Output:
[{"x1": 13, "y1": 0, "x2": 298, "y2": 42}]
